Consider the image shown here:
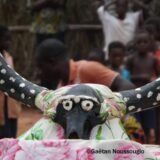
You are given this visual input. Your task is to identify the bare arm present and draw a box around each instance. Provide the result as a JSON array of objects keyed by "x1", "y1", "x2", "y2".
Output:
[
  {"x1": 94, "y1": 0, "x2": 116, "y2": 10},
  {"x1": 104, "y1": 0, "x2": 116, "y2": 10},
  {"x1": 111, "y1": 75, "x2": 135, "y2": 91}
]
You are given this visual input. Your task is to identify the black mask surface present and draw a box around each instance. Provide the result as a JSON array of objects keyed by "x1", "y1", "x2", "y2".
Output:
[{"x1": 54, "y1": 84, "x2": 105, "y2": 139}]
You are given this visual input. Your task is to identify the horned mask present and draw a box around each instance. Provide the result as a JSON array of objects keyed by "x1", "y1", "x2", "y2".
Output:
[{"x1": 0, "y1": 53, "x2": 160, "y2": 139}]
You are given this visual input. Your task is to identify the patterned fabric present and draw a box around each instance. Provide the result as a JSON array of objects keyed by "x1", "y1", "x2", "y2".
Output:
[
  {"x1": 19, "y1": 117, "x2": 129, "y2": 141},
  {"x1": 23, "y1": 84, "x2": 128, "y2": 140},
  {"x1": 122, "y1": 115, "x2": 145, "y2": 143},
  {"x1": 35, "y1": 84, "x2": 126, "y2": 119},
  {"x1": 31, "y1": 8, "x2": 66, "y2": 34},
  {"x1": 0, "y1": 139, "x2": 160, "y2": 160}
]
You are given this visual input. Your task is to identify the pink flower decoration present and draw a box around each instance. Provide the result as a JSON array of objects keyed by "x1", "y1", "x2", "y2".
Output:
[
  {"x1": 114, "y1": 143, "x2": 144, "y2": 160},
  {"x1": 17, "y1": 140, "x2": 74, "y2": 160},
  {"x1": 153, "y1": 151, "x2": 160, "y2": 157},
  {"x1": 76, "y1": 148, "x2": 94, "y2": 160},
  {"x1": 56, "y1": 124, "x2": 64, "y2": 139},
  {"x1": 0, "y1": 139, "x2": 21, "y2": 160}
]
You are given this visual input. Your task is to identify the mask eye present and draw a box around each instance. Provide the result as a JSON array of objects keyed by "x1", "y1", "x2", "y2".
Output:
[
  {"x1": 81, "y1": 100, "x2": 94, "y2": 111},
  {"x1": 62, "y1": 100, "x2": 73, "y2": 111}
]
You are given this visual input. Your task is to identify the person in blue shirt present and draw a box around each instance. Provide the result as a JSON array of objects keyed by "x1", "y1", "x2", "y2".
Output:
[
  {"x1": 108, "y1": 41, "x2": 131, "y2": 81},
  {"x1": 107, "y1": 41, "x2": 145, "y2": 143}
]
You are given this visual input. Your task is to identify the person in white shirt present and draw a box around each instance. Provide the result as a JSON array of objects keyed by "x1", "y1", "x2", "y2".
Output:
[{"x1": 97, "y1": 0, "x2": 142, "y2": 59}]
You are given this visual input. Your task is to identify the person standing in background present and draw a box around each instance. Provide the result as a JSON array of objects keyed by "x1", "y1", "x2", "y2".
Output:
[
  {"x1": 97, "y1": 0, "x2": 142, "y2": 59},
  {"x1": 126, "y1": 29, "x2": 160, "y2": 144},
  {"x1": 35, "y1": 38, "x2": 135, "y2": 91},
  {"x1": 107, "y1": 41, "x2": 131, "y2": 81},
  {"x1": 0, "y1": 25, "x2": 21, "y2": 138},
  {"x1": 30, "y1": 0, "x2": 67, "y2": 46}
]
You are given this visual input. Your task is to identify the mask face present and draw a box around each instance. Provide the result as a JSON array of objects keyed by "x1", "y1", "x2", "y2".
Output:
[{"x1": 54, "y1": 85, "x2": 105, "y2": 139}]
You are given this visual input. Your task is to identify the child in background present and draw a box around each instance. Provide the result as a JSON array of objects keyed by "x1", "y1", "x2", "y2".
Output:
[
  {"x1": 87, "y1": 42, "x2": 131, "y2": 81},
  {"x1": 0, "y1": 25, "x2": 21, "y2": 138},
  {"x1": 126, "y1": 29, "x2": 160, "y2": 144},
  {"x1": 108, "y1": 41, "x2": 130, "y2": 81},
  {"x1": 126, "y1": 30, "x2": 159, "y2": 86}
]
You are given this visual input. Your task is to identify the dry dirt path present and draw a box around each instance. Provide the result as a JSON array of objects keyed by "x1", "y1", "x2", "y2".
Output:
[{"x1": 17, "y1": 107, "x2": 43, "y2": 137}]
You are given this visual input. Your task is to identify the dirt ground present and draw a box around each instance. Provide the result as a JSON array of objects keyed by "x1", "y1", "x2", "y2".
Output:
[{"x1": 17, "y1": 106, "x2": 43, "y2": 137}]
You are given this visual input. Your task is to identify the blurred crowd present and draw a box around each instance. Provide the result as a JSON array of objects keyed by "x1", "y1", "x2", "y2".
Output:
[{"x1": 0, "y1": 0, "x2": 160, "y2": 145}]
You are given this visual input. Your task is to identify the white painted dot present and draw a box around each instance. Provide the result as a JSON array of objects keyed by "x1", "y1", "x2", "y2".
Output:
[
  {"x1": 30, "y1": 89, "x2": 35, "y2": 94},
  {"x1": 21, "y1": 93, "x2": 25, "y2": 99},
  {"x1": 124, "y1": 97, "x2": 129, "y2": 102},
  {"x1": 9, "y1": 77, "x2": 15, "y2": 82},
  {"x1": 153, "y1": 102, "x2": 158, "y2": 106},
  {"x1": 157, "y1": 86, "x2": 160, "y2": 90},
  {"x1": 10, "y1": 88, "x2": 15, "y2": 93},
  {"x1": 156, "y1": 93, "x2": 160, "y2": 101},
  {"x1": 19, "y1": 83, "x2": 25, "y2": 88},
  {"x1": 147, "y1": 91, "x2": 153, "y2": 98},
  {"x1": 136, "y1": 94, "x2": 142, "y2": 99},
  {"x1": 74, "y1": 97, "x2": 80, "y2": 103},
  {"x1": 137, "y1": 108, "x2": 142, "y2": 112},
  {"x1": 1, "y1": 69, "x2": 6, "y2": 74},
  {"x1": 135, "y1": 88, "x2": 141, "y2": 91},
  {"x1": 128, "y1": 106, "x2": 135, "y2": 111},
  {"x1": 4, "y1": 92, "x2": 8, "y2": 96},
  {"x1": 0, "y1": 79, "x2": 5, "y2": 84}
]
